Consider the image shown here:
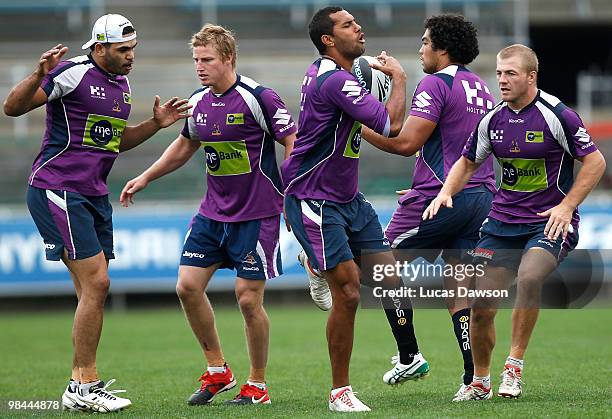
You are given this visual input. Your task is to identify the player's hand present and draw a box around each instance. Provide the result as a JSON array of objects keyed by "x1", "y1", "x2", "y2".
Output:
[
  {"x1": 119, "y1": 176, "x2": 149, "y2": 207},
  {"x1": 283, "y1": 209, "x2": 291, "y2": 232},
  {"x1": 152, "y1": 96, "x2": 192, "y2": 129},
  {"x1": 422, "y1": 193, "x2": 453, "y2": 220},
  {"x1": 370, "y1": 51, "x2": 406, "y2": 81},
  {"x1": 36, "y1": 44, "x2": 68, "y2": 77},
  {"x1": 396, "y1": 189, "x2": 411, "y2": 196},
  {"x1": 537, "y1": 202, "x2": 573, "y2": 241}
]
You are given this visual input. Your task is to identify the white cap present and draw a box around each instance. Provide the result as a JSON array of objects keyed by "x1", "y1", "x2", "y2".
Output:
[{"x1": 81, "y1": 14, "x2": 137, "y2": 50}]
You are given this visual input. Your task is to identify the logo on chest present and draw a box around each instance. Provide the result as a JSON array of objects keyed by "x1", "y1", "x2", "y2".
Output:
[
  {"x1": 525, "y1": 131, "x2": 544, "y2": 143},
  {"x1": 226, "y1": 113, "x2": 244, "y2": 125}
]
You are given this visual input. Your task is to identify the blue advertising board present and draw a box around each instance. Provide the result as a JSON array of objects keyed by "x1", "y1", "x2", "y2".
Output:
[{"x1": 0, "y1": 202, "x2": 610, "y2": 296}]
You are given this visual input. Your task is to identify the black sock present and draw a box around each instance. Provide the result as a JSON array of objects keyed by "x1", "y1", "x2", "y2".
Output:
[
  {"x1": 452, "y1": 308, "x2": 474, "y2": 385},
  {"x1": 380, "y1": 282, "x2": 419, "y2": 364}
]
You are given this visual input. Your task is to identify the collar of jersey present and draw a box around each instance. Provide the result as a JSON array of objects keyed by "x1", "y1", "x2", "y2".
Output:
[
  {"x1": 506, "y1": 89, "x2": 540, "y2": 114},
  {"x1": 210, "y1": 73, "x2": 240, "y2": 98},
  {"x1": 87, "y1": 53, "x2": 122, "y2": 79}
]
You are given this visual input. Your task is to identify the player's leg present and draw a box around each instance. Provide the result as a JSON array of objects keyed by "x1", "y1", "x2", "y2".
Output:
[
  {"x1": 178, "y1": 214, "x2": 236, "y2": 405},
  {"x1": 224, "y1": 215, "x2": 281, "y2": 405},
  {"x1": 498, "y1": 224, "x2": 577, "y2": 399},
  {"x1": 454, "y1": 219, "x2": 523, "y2": 401},
  {"x1": 224, "y1": 278, "x2": 271, "y2": 405},
  {"x1": 284, "y1": 195, "x2": 369, "y2": 412}
]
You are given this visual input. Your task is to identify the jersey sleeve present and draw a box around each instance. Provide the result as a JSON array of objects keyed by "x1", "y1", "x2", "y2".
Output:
[
  {"x1": 462, "y1": 114, "x2": 493, "y2": 164},
  {"x1": 557, "y1": 107, "x2": 598, "y2": 158},
  {"x1": 258, "y1": 88, "x2": 297, "y2": 141},
  {"x1": 41, "y1": 61, "x2": 84, "y2": 101},
  {"x1": 181, "y1": 88, "x2": 207, "y2": 141},
  {"x1": 408, "y1": 75, "x2": 447, "y2": 123},
  {"x1": 321, "y1": 71, "x2": 390, "y2": 136}
]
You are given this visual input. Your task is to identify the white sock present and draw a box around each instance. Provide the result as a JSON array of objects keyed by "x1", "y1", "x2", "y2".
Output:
[
  {"x1": 473, "y1": 375, "x2": 491, "y2": 389},
  {"x1": 330, "y1": 385, "x2": 352, "y2": 398},
  {"x1": 247, "y1": 380, "x2": 266, "y2": 390},
  {"x1": 506, "y1": 357, "x2": 524, "y2": 370},
  {"x1": 78, "y1": 380, "x2": 101, "y2": 396},
  {"x1": 208, "y1": 365, "x2": 226, "y2": 374}
]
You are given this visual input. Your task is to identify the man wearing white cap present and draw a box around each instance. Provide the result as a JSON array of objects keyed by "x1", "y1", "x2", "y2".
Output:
[{"x1": 3, "y1": 14, "x2": 191, "y2": 413}]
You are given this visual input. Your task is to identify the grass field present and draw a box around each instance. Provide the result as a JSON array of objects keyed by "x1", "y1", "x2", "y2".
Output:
[{"x1": 1, "y1": 305, "x2": 610, "y2": 418}]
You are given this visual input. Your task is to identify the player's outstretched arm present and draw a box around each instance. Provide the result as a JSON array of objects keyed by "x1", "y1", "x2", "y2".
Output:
[
  {"x1": 370, "y1": 51, "x2": 406, "y2": 136},
  {"x1": 119, "y1": 135, "x2": 200, "y2": 207},
  {"x1": 538, "y1": 150, "x2": 606, "y2": 241},
  {"x1": 3, "y1": 44, "x2": 67, "y2": 116},
  {"x1": 361, "y1": 115, "x2": 436, "y2": 156},
  {"x1": 120, "y1": 96, "x2": 191, "y2": 152},
  {"x1": 278, "y1": 132, "x2": 296, "y2": 161},
  {"x1": 422, "y1": 156, "x2": 481, "y2": 220}
]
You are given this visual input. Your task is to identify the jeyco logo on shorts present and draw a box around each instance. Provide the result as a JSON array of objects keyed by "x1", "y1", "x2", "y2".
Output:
[
  {"x1": 82, "y1": 114, "x2": 126, "y2": 153},
  {"x1": 182, "y1": 251, "x2": 206, "y2": 259},
  {"x1": 500, "y1": 158, "x2": 548, "y2": 192},
  {"x1": 343, "y1": 121, "x2": 362, "y2": 159},
  {"x1": 202, "y1": 141, "x2": 252, "y2": 176}
]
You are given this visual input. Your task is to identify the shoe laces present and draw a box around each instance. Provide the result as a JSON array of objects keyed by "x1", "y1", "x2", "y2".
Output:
[
  {"x1": 90, "y1": 379, "x2": 126, "y2": 400},
  {"x1": 390, "y1": 352, "x2": 400, "y2": 365},
  {"x1": 235, "y1": 383, "x2": 266, "y2": 399},
  {"x1": 501, "y1": 367, "x2": 522, "y2": 387},
  {"x1": 334, "y1": 388, "x2": 358, "y2": 408}
]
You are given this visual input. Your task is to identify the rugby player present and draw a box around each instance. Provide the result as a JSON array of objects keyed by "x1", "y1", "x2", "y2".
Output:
[
  {"x1": 3, "y1": 14, "x2": 190, "y2": 413},
  {"x1": 120, "y1": 24, "x2": 296, "y2": 406},
  {"x1": 360, "y1": 15, "x2": 496, "y2": 399},
  {"x1": 282, "y1": 6, "x2": 407, "y2": 412},
  {"x1": 423, "y1": 44, "x2": 606, "y2": 400}
]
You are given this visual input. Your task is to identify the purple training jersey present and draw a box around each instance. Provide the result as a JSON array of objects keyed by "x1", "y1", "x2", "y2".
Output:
[
  {"x1": 463, "y1": 90, "x2": 598, "y2": 224},
  {"x1": 181, "y1": 74, "x2": 297, "y2": 222},
  {"x1": 282, "y1": 57, "x2": 391, "y2": 203},
  {"x1": 30, "y1": 55, "x2": 131, "y2": 195},
  {"x1": 408, "y1": 65, "x2": 496, "y2": 197}
]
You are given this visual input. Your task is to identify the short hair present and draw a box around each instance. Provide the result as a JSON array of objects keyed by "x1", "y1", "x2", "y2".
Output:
[
  {"x1": 497, "y1": 44, "x2": 539, "y2": 73},
  {"x1": 309, "y1": 6, "x2": 344, "y2": 55},
  {"x1": 190, "y1": 24, "x2": 237, "y2": 68},
  {"x1": 424, "y1": 14, "x2": 479, "y2": 65}
]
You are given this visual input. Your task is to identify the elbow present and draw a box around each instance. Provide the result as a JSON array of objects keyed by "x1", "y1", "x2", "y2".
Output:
[
  {"x1": 3, "y1": 101, "x2": 19, "y2": 117},
  {"x1": 389, "y1": 122, "x2": 403, "y2": 137}
]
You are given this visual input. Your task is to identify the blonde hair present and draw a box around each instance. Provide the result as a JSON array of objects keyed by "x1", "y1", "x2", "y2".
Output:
[
  {"x1": 497, "y1": 44, "x2": 539, "y2": 73},
  {"x1": 190, "y1": 24, "x2": 236, "y2": 68}
]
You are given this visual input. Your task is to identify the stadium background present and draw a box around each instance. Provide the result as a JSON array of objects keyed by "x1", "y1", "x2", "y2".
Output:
[{"x1": 0, "y1": 1, "x2": 610, "y2": 417}]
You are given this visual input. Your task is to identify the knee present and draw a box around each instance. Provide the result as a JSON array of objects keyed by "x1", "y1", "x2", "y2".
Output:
[
  {"x1": 176, "y1": 277, "x2": 201, "y2": 301},
  {"x1": 471, "y1": 307, "x2": 495, "y2": 325},
  {"x1": 237, "y1": 292, "x2": 261, "y2": 318},
  {"x1": 335, "y1": 283, "x2": 360, "y2": 311}
]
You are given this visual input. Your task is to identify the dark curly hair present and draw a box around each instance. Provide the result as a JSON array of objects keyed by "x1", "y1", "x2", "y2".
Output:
[{"x1": 424, "y1": 14, "x2": 479, "y2": 65}]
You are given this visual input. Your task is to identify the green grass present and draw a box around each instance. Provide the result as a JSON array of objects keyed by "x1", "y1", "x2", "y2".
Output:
[{"x1": 1, "y1": 306, "x2": 611, "y2": 417}]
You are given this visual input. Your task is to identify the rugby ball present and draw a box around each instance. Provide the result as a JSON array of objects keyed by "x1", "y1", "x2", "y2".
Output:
[{"x1": 351, "y1": 55, "x2": 392, "y2": 103}]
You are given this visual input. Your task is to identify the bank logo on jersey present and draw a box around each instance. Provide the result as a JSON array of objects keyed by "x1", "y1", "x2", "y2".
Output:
[
  {"x1": 82, "y1": 114, "x2": 126, "y2": 153},
  {"x1": 273, "y1": 109, "x2": 291, "y2": 125},
  {"x1": 500, "y1": 158, "x2": 548, "y2": 192},
  {"x1": 226, "y1": 113, "x2": 244, "y2": 125},
  {"x1": 342, "y1": 80, "x2": 361, "y2": 97},
  {"x1": 202, "y1": 140, "x2": 252, "y2": 176},
  {"x1": 525, "y1": 131, "x2": 544, "y2": 143},
  {"x1": 343, "y1": 121, "x2": 362, "y2": 159}
]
